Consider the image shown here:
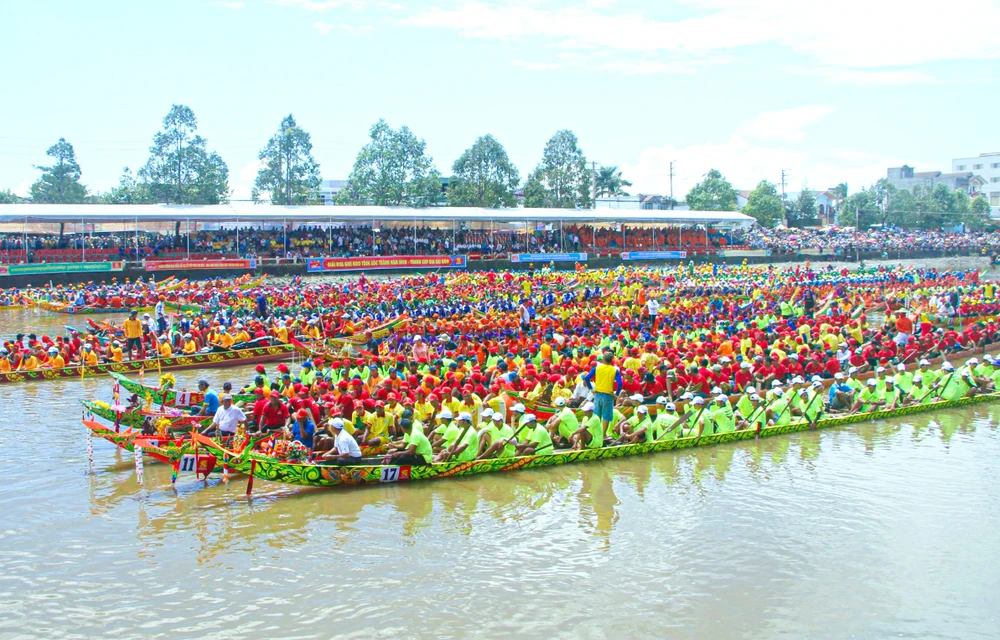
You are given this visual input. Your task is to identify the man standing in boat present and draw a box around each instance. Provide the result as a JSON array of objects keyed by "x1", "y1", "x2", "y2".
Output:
[
  {"x1": 122, "y1": 310, "x2": 144, "y2": 361},
  {"x1": 583, "y1": 352, "x2": 623, "y2": 438}
]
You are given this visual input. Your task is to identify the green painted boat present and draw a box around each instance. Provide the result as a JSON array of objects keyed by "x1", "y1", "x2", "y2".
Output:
[
  {"x1": 108, "y1": 371, "x2": 256, "y2": 408},
  {"x1": 81, "y1": 399, "x2": 211, "y2": 430},
  {"x1": 191, "y1": 390, "x2": 1000, "y2": 490}
]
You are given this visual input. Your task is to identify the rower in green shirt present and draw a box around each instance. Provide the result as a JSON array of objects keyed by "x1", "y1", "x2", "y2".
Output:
[
  {"x1": 893, "y1": 363, "x2": 914, "y2": 393},
  {"x1": 916, "y1": 359, "x2": 938, "y2": 388},
  {"x1": 707, "y1": 394, "x2": 736, "y2": 434},
  {"x1": 653, "y1": 399, "x2": 684, "y2": 440},
  {"x1": 620, "y1": 405, "x2": 654, "y2": 443},
  {"x1": 851, "y1": 378, "x2": 884, "y2": 413},
  {"x1": 571, "y1": 402, "x2": 605, "y2": 450},
  {"x1": 905, "y1": 375, "x2": 937, "y2": 406},
  {"x1": 383, "y1": 418, "x2": 433, "y2": 466},
  {"x1": 684, "y1": 397, "x2": 710, "y2": 437},
  {"x1": 517, "y1": 415, "x2": 554, "y2": 455},
  {"x1": 545, "y1": 397, "x2": 580, "y2": 446},
  {"x1": 766, "y1": 389, "x2": 793, "y2": 426},
  {"x1": 738, "y1": 394, "x2": 768, "y2": 431}
]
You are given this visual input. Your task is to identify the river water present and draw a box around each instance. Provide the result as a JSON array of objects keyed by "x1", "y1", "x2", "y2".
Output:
[{"x1": 0, "y1": 309, "x2": 998, "y2": 639}]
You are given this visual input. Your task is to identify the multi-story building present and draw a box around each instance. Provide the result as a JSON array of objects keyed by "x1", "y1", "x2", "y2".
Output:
[
  {"x1": 952, "y1": 153, "x2": 1000, "y2": 214},
  {"x1": 886, "y1": 166, "x2": 986, "y2": 198}
]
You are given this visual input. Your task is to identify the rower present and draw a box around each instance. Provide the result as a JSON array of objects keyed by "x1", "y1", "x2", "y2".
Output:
[
  {"x1": 765, "y1": 389, "x2": 792, "y2": 426},
  {"x1": 707, "y1": 393, "x2": 736, "y2": 434},
  {"x1": 359, "y1": 401, "x2": 394, "y2": 448},
  {"x1": 905, "y1": 374, "x2": 936, "y2": 406},
  {"x1": 45, "y1": 346, "x2": 65, "y2": 369},
  {"x1": 827, "y1": 373, "x2": 855, "y2": 412},
  {"x1": 158, "y1": 334, "x2": 172, "y2": 359},
  {"x1": 570, "y1": 401, "x2": 604, "y2": 450},
  {"x1": 477, "y1": 411, "x2": 514, "y2": 459},
  {"x1": 619, "y1": 405, "x2": 653, "y2": 444},
  {"x1": 516, "y1": 413, "x2": 554, "y2": 455},
  {"x1": 321, "y1": 418, "x2": 362, "y2": 465},
  {"x1": 436, "y1": 412, "x2": 479, "y2": 463},
  {"x1": 383, "y1": 418, "x2": 433, "y2": 466},
  {"x1": 653, "y1": 399, "x2": 683, "y2": 440},
  {"x1": 737, "y1": 395, "x2": 767, "y2": 431},
  {"x1": 200, "y1": 394, "x2": 245, "y2": 438},
  {"x1": 851, "y1": 378, "x2": 884, "y2": 413},
  {"x1": 545, "y1": 396, "x2": 580, "y2": 448},
  {"x1": 430, "y1": 408, "x2": 454, "y2": 449}
]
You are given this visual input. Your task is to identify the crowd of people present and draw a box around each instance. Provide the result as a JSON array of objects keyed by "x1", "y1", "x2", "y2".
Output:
[
  {"x1": 6, "y1": 261, "x2": 1000, "y2": 465},
  {"x1": 733, "y1": 227, "x2": 1000, "y2": 257}
]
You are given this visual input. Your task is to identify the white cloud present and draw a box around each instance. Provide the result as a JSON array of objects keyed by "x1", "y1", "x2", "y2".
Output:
[
  {"x1": 403, "y1": 0, "x2": 1000, "y2": 80},
  {"x1": 13, "y1": 180, "x2": 32, "y2": 199},
  {"x1": 313, "y1": 20, "x2": 374, "y2": 33},
  {"x1": 215, "y1": 1, "x2": 246, "y2": 8},
  {"x1": 619, "y1": 107, "x2": 903, "y2": 200},
  {"x1": 738, "y1": 105, "x2": 836, "y2": 144},
  {"x1": 812, "y1": 67, "x2": 936, "y2": 86},
  {"x1": 278, "y1": 0, "x2": 366, "y2": 11},
  {"x1": 512, "y1": 59, "x2": 563, "y2": 71},
  {"x1": 232, "y1": 160, "x2": 262, "y2": 202}
]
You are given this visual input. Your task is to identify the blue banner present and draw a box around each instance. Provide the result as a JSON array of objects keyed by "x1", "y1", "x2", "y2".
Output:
[
  {"x1": 620, "y1": 251, "x2": 687, "y2": 261},
  {"x1": 511, "y1": 252, "x2": 588, "y2": 263}
]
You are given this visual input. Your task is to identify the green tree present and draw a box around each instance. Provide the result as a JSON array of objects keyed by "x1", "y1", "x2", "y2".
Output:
[
  {"x1": 524, "y1": 130, "x2": 591, "y2": 208},
  {"x1": 886, "y1": 187, "x2": 919, "y2": 227},
  {"x1": 741, "y1": 180, "x2": 784, "y2": 228},
  {"x1": 446, "y1": 134, "x2": 520, "y2": 208},
  {"x1": 595, "y1": 165, "x2": 632, "y2": 198},
  {"x1": 685, "y1": 168, "x2": 737, "y2": 211},
  {"x1": 838, "y1": 188, "x2": 880, "y2": 229},
  {"x1": 337, "y1": 119, "x2": 441, "y2": 206},
  {"x1": 830, "y1": 182, "x2": 848, "y2": 211},
  {"x1": 791, "y1": 186, "x2": 817, "y2": 224},
  {"x1": 29, "y1": 138, "x2": 88, "y2": 203},
  {"x1": 101, "y1": 167, "x2": 156, "y2": 204},
  {"x1": 966, "y1": 195, "x2": 992, "y2": 230},
  {"x1": 253, "y1": 114, "x2": 322, "y2": 205},
  {"x1": 0, "y1": 189, "x2": 24, "y2": 204},
  {"x1": 139, "y1": 104, "x2": 230, "y2": 204}
]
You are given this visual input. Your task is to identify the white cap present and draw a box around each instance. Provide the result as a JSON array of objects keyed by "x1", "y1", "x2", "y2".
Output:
[
  {"x1": 439, "y1": 408, "x2": 453, "y2": 419},
  {"x1": 867, "y1": 379, "x2": 877, "y2": 386},
  {"x1": 740, "y1": 362, "x2": 751, "y2": 369},
  {"x1": 630, "y1": 393, "x2": 644, "y2": 402},
  {"x1": 919, "y1": 359, "x2": 930, "y2": 366},
  {"x1": 330, "y1": 417, "x2": 344, "y2": 429},
  {"x1": 525, "y1": 413, "x2": 537, "y2": 422},
  {"x1": 680, "y1": 392, "x2": 694, "y2": 400},
  {"x1": 582, "y1": 401, "x2": 595, "y2": 411},
  {"x1": 715, "y1": 394, "x2": 727, "y2": 402},
  {"x1": 771, "y1": 380, "x2": 781, "y2": 387},
  {"x1": 656, "y1": 396, "x2": 668, "y2": 405},
  {"x1": 720, "y1": 356, "x2": 731, "y2": 363},
  {"x1": 834, "y1": 372, "x2": 845, "y2": 380},
  {"x1": 750, "y1": 394, "x2": 761, "y2": 401},
  {"x1": 711, "y1": 386, "x2": 722, "y2": 394},
  {"x1": 811, "y1": 375, "x2": 822, "y2": 383},
  {"x1": 876, "y1": 366, "x2": 886, "y2": 373},
  {"x1": 774, "y1": 388, "x2": 784, "y2": 396},
  {"x1": 637, "y1": 406, "x2": 648, "y2": 414},
  {"x1": 812, "y1": 380, "x2": 822, "y2": 387},
  {"x1": 913, "y1": 374, "x2": 923, "y2": 382},
  {"x1": 554, "y1": 397, "x2": 566, "y2": 407},
  {"x1": 792, "y1": 376, "x2": 805, "y2": 385},
  {"x1": 413, "y1": 335, "x2": 422, "y2": 341},
  {"x1": 968, "y1": 357, "x2": 979, "y2": 365},
  {"x1": 789, "y1": 353, "x2": 799, "y2": 360},
  {"x1": 745, "y1": 386, "x2": 756, "y2": 394},
  {"x1": 798, "y1": 388, "x2": 809, "y2": 396},
  {"x1": 665, "y1": 402, "x2": 676, "y2": 411},
  {"x1": 692, "y1": 397, "x2": 705, "y2": 405},
  {"x1": 848, "y1": 366, "x2": 859, "y2": 374},
  {"x1": 942, "y1": 362, "x2": 955, "y2": 371},
  {"x1": 896, "y1": 363, "x2": 906, "y2": 370},
  {"x1": 481, "y1": 408, "x2": 494, "y2": 419},
  {"x1": 492, "y1": 413, "x2": 504, "y2": 422},
  {"x1": 458, "y1": 411, "x2": 473, "y2": 422},
  {"x1": 511, "y1": 403, "x2": 526, "y2": 413}
]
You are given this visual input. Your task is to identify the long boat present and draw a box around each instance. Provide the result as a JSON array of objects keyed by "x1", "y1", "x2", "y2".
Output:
[
  {"x1": 189, "y1": 390, "x2": 1000, "y2": 490},
  {"x1": 108, "y1": 371, "x2": 256, "y2": 408},
  {"x1": 0, "y1": 343, "x2": 298, "y2": 385},
  {"x1": 81, "y1": 399, "x2": 212, "y2": 430}
]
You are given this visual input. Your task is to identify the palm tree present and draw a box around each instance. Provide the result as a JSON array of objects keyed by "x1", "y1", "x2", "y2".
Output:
[{"x1": 595, "y1": 165, "x2": 633, "y2": 198}]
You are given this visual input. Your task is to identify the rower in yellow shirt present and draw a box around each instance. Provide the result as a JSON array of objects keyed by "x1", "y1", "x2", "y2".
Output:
[
  {"x1": 82, "y1": 345, "x2": 99, "y2": 366},
  {"x1": 108, "y1": 341, "x2": 124, "y2": 363},
  {"x1": 158, "y1": 336, "x2": 173, "y2": 358},
  {"x1": 182, "y1": 334, "x2": 198, "y2": 354},
  {"x1": 218, "y1": 328, "x2": 235, "y2": 349},
  {"x1": 232, "y1": 325, "x2": 250, "y2": 344},
  {"x1": 45, "y1": 347, "x2": 65, "y2": 369},
  {"x1": 21, "y1": 350, "x2": 40, "y2": 371}
]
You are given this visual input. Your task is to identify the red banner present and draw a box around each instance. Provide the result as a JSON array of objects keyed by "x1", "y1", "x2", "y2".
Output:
[
  {"x1": 307, "y1": 255, "x2": 466, "y2": 272},
  {"x1": 145, "y1": 259, "x2": 256, "y2": 272}
]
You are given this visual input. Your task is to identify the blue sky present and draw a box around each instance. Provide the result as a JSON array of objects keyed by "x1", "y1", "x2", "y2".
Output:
[{"x1": 3, "y1": 0, "x2": 999, "y2": 201}]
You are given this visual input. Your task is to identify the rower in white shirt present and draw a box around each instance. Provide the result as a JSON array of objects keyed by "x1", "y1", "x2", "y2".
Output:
[
  {"x1": 322, "y1": 418, "x2": 363, "y2": 464},
  {"x1": 201, "y1": 394, "x2": 245, "y2": 437}
]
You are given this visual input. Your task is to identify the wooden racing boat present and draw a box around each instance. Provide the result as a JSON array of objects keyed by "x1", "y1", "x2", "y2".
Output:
[
  {"x1": 0, "y1": 343, "x2": 297, "y2": 385},
  {"x1": 190, "y1": 390, "x2": 1000, "y2": 490},
  {"x1": 108, "y1": 371, "x2": 256, "y2": 408},
  {"x1": 81, "y1": 399, "x2": 212, "y2": 430}
]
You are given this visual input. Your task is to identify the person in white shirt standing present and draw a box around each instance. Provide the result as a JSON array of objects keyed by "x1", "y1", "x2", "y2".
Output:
[
  {"x1": 646, "y1": 297, "x2": 660, "y2": 332},
  {"x1": 202, "y1": 394, "x2": 246, "y2": 437},
  {"x1": 518, "y1": 299, "x2": 531, "y2": 334},
  {"x1": 322, "y1": 418, "x2": 363, "y2": 465},
  {"x1": 155, "y1": 297, "x2": 167, "y2": 334}
]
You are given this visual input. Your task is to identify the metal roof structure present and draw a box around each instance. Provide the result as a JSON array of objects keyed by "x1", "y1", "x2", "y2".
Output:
[{"x1": 0, "y1": 204, "x2": 754, "y2": 227}]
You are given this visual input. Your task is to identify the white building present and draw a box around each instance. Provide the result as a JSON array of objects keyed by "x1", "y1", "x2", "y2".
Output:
[
  {"x1": 952, "y1": 153, "x2": 1000, "y2": 214},
  {"x1": 316, "y1": 180, "x2": 347, "y2": 205}
]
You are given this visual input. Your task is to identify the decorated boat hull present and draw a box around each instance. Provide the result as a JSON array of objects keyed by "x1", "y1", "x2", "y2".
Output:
[
  {"x1": 108, "y1": 371, "x2": 256, "y2": 407},
  {"x1": 81, "y1": 399, "x2": 211, "y2": 430},
  {"x1": 0, "y1": 343, "x2": 297, "y2": 385},
  {"x1": 192, "y1": 391, "x2": 1000, "y2": 489}
]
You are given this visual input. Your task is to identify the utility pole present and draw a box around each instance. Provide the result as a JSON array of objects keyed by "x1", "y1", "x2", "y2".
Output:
[
  {"x1": 780, "y1": 169, "x2": 790, "y2": 226},
  {"x1": 592, "y1": 161, "x2": 597, "y2": 210},
  {"x1": 669, "y1": 161, "x2": 675, "y2": 210}
]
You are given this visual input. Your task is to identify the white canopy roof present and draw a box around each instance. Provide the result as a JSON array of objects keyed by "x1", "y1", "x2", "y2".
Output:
[{"x1": 0, "y1": 204, "x2": 753, "y2": 227}]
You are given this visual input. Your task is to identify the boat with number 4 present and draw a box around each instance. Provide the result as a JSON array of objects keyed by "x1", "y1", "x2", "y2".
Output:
[
  {"x1": 108, "y1": 371, "x2": 256, "y2": 408},
  {"x1": 188, "y1": 390, "x2": 1000, "y2": 490}
]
